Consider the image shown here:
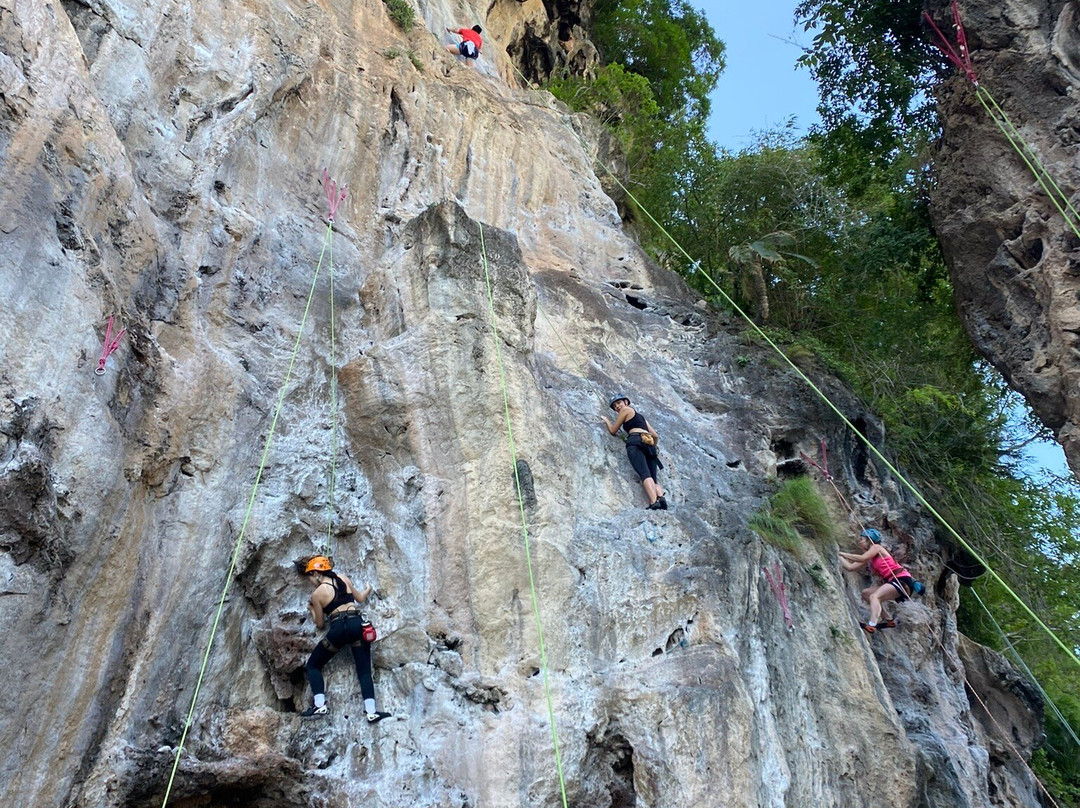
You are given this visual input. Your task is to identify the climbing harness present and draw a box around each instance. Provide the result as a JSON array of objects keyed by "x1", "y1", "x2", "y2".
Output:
[
  {"x1": 478, "y1": 223, "x2": 570, "y2": 808},
  {"x1": 161, "y1": 175, "x2": 343, "y2": 808},
  {"x1": 95, "y1": 315, "x2": 125, "y2": 375},
  {"x1": 763, "y1": 563, "x2": 794, "y2": 631},
  {"x1": 508, "y1": 57, "x2": 1079, "y2": 669}
]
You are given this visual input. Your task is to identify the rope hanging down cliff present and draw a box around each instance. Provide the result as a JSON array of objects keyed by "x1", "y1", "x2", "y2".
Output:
[
  {"x1": 478, "y1": 223, "x2": 570, "y2": 808},
  {"x1": 160, "y1": 174, "x2": 345, "y2": 808},
  {"x1": 925, "y1": 1, "x2": 1080, "y2": 243},
  {"x1": 505, "y1": 59, "x2": 1080, "y2": 674},
  {"x1": 804, "y1": 445, "x2": 1064, "y2": 805}
]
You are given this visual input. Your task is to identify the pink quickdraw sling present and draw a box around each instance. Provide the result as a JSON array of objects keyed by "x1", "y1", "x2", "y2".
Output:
[{"x1": 95, "y1": 315, "x2": 126, "y2": 375}]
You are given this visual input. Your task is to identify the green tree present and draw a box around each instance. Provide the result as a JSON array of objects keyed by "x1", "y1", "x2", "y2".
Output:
[{"x1": 592, "y1": 0, "x2": 725, "y2": 122}]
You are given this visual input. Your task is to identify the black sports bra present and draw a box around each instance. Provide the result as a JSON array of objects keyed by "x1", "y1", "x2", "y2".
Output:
[
  {"x1": 323, "y1": 575, "x2": 356, "y2": 615},
  {"x1": 621, "y1": 410, "x2": 648, "y2": 433}
]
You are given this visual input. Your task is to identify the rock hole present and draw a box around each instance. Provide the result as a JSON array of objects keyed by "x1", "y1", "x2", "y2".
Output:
[
  {"x1": 625, "y1": 295, "x2": 648, "y2": 310},
  {"x1": 651, "y1": 647, "x2": 663, "y2": 657},
  {"x1": 664, "y1": 627, "x2": 686, "y2": 651},
  {"x1": 770, "y1": 436, "x2": 795, "y2": 459},
  {"x1": 1018, "y1": 237, "x2": 1044, "y2": 270},
  {"x1": 852, "y1": 418, "x2": 870, "y2": 483},
  {"x1": 584, "y1": 727, "x2": 637, "y2": 808},
  {"x1": 726, "y1": 459, "x2": 742, "y2": 468}
]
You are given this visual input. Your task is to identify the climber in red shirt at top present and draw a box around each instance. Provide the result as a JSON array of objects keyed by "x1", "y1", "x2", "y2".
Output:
[{"x1": 446, "y1": 25, "x2": 483, "y2": 67}]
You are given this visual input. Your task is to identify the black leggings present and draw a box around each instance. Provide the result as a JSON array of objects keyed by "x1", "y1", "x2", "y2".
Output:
[
  {"x1": 305, "y1": 613, "x2": 374, "y2": 701},
  {"x1": 625, "y1": 434, "x2": 662, "y2": 483}
]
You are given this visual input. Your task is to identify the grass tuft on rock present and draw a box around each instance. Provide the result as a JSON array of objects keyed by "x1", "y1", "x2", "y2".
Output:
[
  {"x1": 750, "y1": 476, "x2": 838, "y2": 555},
  {"x1": 382, "y1": 0, "x2": 415, "y2": 32}
]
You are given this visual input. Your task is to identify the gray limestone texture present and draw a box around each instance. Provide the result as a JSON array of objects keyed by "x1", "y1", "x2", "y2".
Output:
[{"x1": 0, "y1": 1, "x2": 1045, "y2": 806}]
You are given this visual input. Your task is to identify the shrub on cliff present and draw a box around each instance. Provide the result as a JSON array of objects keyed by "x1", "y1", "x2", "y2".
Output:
[{"x1": 381, "y1": 0, "x2": 414, "y2": 32}]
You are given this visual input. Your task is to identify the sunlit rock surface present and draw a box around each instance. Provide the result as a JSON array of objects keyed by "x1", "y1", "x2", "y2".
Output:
[
  {"x1": 0, "y1": 1, "x2": 1043, "y2": 806},
  {"x1": 929, "y1": 0, "x2": 1080, "y2": 478}
]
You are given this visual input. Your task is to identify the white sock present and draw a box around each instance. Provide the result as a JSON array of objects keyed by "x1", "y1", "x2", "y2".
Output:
[
  {"x1": 867, "y1": 621, "x2": 877, "y2": 628},
  {"x1": 314, "y1": 694, "x2": 326, "y2": 709},
  {"x1": 364, "y1": 698, "x2": 376, "y2": 715}
]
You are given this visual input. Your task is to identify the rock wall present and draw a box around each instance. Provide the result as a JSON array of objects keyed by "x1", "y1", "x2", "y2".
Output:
[
  {"x1": 928, "y1": 0, "x2": 1080, "y2": 478},
  {"x1": 0, "y1": 1, "x2": 1046, "y2": 806}
]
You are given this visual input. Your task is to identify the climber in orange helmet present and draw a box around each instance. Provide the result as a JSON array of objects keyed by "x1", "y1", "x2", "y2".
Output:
[
  {"x1": 446, "y1": 24, "x2": 483, "y2": 67},
  {"x1": 298, "y1": 555, "x2": 390, "y2": 722}
]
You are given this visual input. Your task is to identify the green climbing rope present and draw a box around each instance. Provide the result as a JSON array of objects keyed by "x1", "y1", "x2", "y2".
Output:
[
  {"x1": 478, "y1": 224, "x2": 570, "y2": 807},
  {"x1": 976, "y1": 85, "x2": 1080, "y2": 243},
  {"x1": 971, "y1": 587, "x2": 1080, "y2": 749},
  {"x1": 161, "y1": 221, "x2": 334, "y2": 808},
  {"x1": 505, "y1": 59, "x2": 1080, "y2": 671}
]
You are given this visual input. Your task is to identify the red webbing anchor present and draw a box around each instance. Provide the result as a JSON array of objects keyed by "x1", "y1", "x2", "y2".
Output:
[
  {"x1": 763, "y1": 563, "x2": 794, "y2": 631},
  {"x1": 923, "y1": 0, "x2": 979, "y2": 85},
  {"x1": 800, "y1": 438, "x2": 831, "y2": 481},
  {"x1": 322, "y1": 168, "x2": 347, "y2": 222},
  {"x1": 95, "y1": 315, "x2": 125, "y2": 376}
]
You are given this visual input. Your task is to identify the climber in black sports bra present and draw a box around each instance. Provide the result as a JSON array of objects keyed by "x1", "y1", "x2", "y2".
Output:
[
  {"x1": 601, "y1": 394, "x2": 668, "y2": 510},
  {"x1": 299, "y1": 555, "x2": 390, "y2": 723}
]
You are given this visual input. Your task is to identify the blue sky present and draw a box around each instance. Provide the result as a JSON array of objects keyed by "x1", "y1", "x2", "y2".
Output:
[
  {"x1": 699, "y1": 0, "x2": 820, "y2": 150},
  {"x1": 696, "y1": 0, "x2": 1071, "y2": 478}
]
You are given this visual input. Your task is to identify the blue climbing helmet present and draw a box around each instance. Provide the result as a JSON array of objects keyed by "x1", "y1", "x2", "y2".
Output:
[
  {"x1": 609, "y1": 394, "x2": 630, "y2": 410},
  {"x1": 860, "y1": 528, "x2": 882, "y2": 544}
]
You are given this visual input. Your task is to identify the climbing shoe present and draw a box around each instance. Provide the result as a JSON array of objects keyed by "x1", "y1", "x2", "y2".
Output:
[
  {"x1": 301, "y1": 704, "x2": 328, "y2": 718},
  {"x1": 657, "y1": 496, "x2": 669, "y2": 510},
  {"x1": 647, "y1": 501, "x2": 663, "y2": 510},
  {"x1": 879, "y1": 619, "x2": 897, "y2": 629},
  {"x1": 860, "y1": 622, "x2": 876, "y2": 634},
  {"x1": 366, "y1": 711, "x2": 391, "y2": 724}
]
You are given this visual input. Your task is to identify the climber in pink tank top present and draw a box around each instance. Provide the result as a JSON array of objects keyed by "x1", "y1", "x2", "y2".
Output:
[{"x1": 839, "y1": 528, "x2": 918, "y2": 633}]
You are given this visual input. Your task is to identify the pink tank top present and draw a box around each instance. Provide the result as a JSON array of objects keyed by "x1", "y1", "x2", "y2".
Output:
[{"x1": 870, "y1": 553, "x2": 907, "y2": 580}]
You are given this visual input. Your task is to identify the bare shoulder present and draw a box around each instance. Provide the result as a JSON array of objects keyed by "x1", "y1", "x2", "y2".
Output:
[{"x1": 310, "y1": 581, "x2": 334, "y2": 606}]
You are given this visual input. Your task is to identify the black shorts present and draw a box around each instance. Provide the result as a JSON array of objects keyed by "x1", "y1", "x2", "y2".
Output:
[
  {"x1": 888, "y1": 575, "x2": 914, "y2": 602},
  {"x1": 625, "y1": 433, "x2": 663, "y2": 482},
  {"x1": 459, "y1": 41, "x2": 478, "y2": 59}
]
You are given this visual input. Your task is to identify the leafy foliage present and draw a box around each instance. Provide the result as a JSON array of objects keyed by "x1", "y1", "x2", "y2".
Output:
[
  {"x1": 564, "y1": 1, "x2": 1080, "y2": 797},
  {"x1": 794, "y1": 0, "x2": 943, "y2": 186},
  {"x1": 381, "y1": 0, "x2": 415, "y2": 32},
  {"x1": 547, "y1": 64, "x2": 661, "y2": 158},
  {"x1": 592, "y1": 0, "x2": 725, "y2": 122},
  {"x1": 751, "y1": 477, "x2": 839, "y2": 555}
]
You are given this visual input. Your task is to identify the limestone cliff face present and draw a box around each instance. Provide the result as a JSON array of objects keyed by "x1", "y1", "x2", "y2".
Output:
[
  {"x1": 0, "y1": 1, "x2": 1045, "y2": 807},
  {"x1": 928, "y1": 0, "x2": 1080, "y2": 478}
]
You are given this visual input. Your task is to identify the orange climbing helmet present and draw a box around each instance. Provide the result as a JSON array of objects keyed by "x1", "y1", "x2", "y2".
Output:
[{"x1": 304, "y1": 555, "x2": 333, "y2": 573}]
